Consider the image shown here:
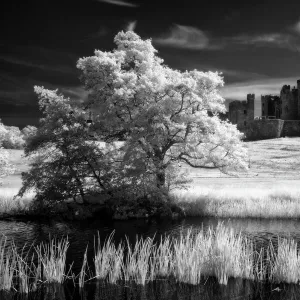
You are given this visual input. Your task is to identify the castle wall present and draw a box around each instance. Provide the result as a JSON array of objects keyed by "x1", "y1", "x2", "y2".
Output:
[
  {"x1": 244, "y1": 120, "x2": 300, "y2": 140},
  {"x1": 297, "y1": 80, "x2": 300, "y2": 119}
]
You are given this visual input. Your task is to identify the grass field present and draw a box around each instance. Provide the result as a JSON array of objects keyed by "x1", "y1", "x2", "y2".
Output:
[
  {"x1": 173, "y1": 137, "x2": 300, "y2": 218},
  {"x1": 1, "y1": 137, "x2": 300, "y2": 218}
]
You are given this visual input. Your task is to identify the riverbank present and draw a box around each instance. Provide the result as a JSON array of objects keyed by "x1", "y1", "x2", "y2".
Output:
[
  {"x1": 173, "y1": 183, "x2": 300, "y2": 218},
  {"x1": 2, "y1": 181, "x2": 300, "y2": 221}
]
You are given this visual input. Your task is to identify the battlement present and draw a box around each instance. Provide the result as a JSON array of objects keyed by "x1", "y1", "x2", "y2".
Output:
[
  {"x1": 229, "y1": 100, "x2": 247, "y2": 109},
  {"x1": 281, "y1": 85, "x2": 291, "y2": 93}
]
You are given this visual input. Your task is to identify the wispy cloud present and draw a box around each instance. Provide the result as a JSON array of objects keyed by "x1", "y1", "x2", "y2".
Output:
[
  {"x1": 231, "y1": 33, "x2": 299, "y2": 50},
  {"x1": 96, "y1": 0, "x2": 138, "y2": 7},
  {"x1": 126, "y1": 20, "x2": 137, "y2": 32},
  {"x1": 80, "y1": 27, "x2": 108, "y2": 41},
  {"x1": 221, "y1": 77, "x2": 298, "y2": 100},
  {"x1": 60, "y1": 86, "x2": 89, "y2": 102},
  {"x1": 154, "y1": 24, "x2": 221, "y2": 50},
  {"x1": 0, "y1": 56, "x2": 74, "y2": 74},
  {"x1": 154, "y1": 20, "x2": 300, "y2": 52},
  {"x1": 290, "y1": 19, "x2": 300, "y2": 35}
]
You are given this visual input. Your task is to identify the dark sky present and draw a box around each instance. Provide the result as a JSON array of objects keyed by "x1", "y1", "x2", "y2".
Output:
[{"x1": 1, "y1": 0, "x2": 300, "y2": 127}]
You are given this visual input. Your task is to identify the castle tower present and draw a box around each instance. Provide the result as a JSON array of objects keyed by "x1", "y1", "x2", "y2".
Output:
[
  {"x1": 297, "y1": 79, "x2": 300, "y2": 120},
  {"x1": 247, "y1": 94, "x2": 255, "y2": 120},
  {"x1": 280, "y1": 85, "x2": 298, "y2": 120}
]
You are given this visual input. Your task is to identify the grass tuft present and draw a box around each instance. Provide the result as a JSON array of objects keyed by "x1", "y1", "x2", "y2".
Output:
[{"x1": 36, "y1": 238, "x2": 69, "y2": 284}]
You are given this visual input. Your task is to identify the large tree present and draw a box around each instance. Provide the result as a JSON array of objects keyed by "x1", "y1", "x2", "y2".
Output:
[{"x1": 77, "y1": 31, "x2": 248, "y2": 189}]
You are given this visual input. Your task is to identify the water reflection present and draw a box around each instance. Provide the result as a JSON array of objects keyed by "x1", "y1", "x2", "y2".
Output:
[{"x1": 2, "y1": 279, "x2": 300, "y2": 300}]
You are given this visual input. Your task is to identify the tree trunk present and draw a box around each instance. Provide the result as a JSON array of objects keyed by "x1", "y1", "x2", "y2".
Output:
[{"x1": 156, "y1": 168, "x2": 166, "y2": 189}]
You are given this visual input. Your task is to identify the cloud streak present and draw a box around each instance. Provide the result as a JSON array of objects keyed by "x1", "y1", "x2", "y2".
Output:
[
  {"x1": 80, "y1": 27, "x2": 108, "y2": 41},
  {"x1": 154, "y1": 20, "x2": 300, "y2": 52},
  {"x1": 290, "y1": 19, "x2": 300, "y2": 34},
  {"x1": 0, "y1": 56, "x2": 74, "y2": 74},
  {"x1": 154, "y1": 24, "x2": 220, "y2": 50},
  {"x1": 96, "y1": 0, "x2": 138, "y2": 7},
  {"x1": 221, "y1": 77, "x2": 299, "y2": 100},
  {"x1": 231, "y1": 33, "x2": 300, "y2": 51}
]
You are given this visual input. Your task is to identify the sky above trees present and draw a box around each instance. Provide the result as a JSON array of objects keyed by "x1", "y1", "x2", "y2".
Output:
[{"x1": 1, "y1": 0, "x2": 300, "y2": 126}]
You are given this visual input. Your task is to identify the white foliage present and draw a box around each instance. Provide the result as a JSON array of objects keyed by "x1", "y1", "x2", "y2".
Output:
[
  {"x1": 0, "y1": 123, "x2": 15, "y2": 183},
  {"x1": 77, "y1": 31, "x2": 248, "y2": 184}
]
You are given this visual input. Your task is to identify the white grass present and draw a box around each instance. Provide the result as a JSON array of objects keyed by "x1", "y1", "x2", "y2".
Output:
[
  {"x1": 0, "y1": 188, "x2": 35, "y2": 216},
  {"x1": 0, "y1": 237, "x2": 16, "y2": 292},
  {"x1": 36, "y1": 238, "x2": 69, "y2": 284},
  {"x1": 269, "y1": 238, "x2": 300, "y2": 284},
  {"x1": 79, "y1": 247, "x2": 88, "y2": 289},
  {"x1": 173, "y1": 185, "x2": 300, "y2": 218}
]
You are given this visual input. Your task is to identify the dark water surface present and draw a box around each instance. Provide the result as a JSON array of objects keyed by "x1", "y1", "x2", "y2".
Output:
[{"x1": 1, "y1": 217, "x2": 300, "y2": 300}]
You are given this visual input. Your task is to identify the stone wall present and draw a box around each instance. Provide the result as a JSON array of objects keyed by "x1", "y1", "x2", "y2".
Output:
[
  {"x1": 244, "y1": 119, "x2": 284, "y2": 140},
  {"x1": 282, "y1": 120, "x2": 300, "y2": 137},
  {"x1": 244, "y1": 119, "x2": 300, "y2": 140}
]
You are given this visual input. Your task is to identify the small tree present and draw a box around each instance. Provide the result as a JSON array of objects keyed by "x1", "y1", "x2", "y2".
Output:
[
  {"x1": 18, "y1": 88, "x2": 131, "y2": 204},
  {"x1": 22, "y1": 125, "x2": 37, "y2": 144},
  {"x1": 77, "y1": 31, "x2": 248, "y2": 190},
  {"x1": 2, "y1": 125, "x2": 24, "y2": 149}
]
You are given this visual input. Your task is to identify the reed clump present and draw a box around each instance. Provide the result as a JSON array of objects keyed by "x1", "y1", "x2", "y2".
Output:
[
  {"x1": 36, "y1": 238, "x2": 70, "y2": 284},
  {"x1": 92, "y1": 224, "x2": 275, "y2": 286}
]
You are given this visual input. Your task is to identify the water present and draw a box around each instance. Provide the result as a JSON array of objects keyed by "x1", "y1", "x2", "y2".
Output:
[{"x1": 1, "y1": 216, "x2": 300, "y2": 299}]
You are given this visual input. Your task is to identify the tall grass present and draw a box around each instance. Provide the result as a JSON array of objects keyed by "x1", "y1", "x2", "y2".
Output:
[
  {"x1": 36, "y1": 238, "x2": 69, "y2": 284},
  {"x1": 123, "y1": 236, "x2": 154, "y2": 284},
  {"x1": 93, "y1": 224, "x2": 300, "y2": 286},
  {"x1": 79, "y1": 247, "x2": 88, "y2": 289},
  {"x1": 0, "y1": 237, "x2": 16, "y2": 292},
  {"x1": 269, "y1": 238, "x2": 300, "y2": 284},
  {"x1": 0, "y1": 188, "x2": 35, "y2": 216},
  {"x1": 173, "y1": 186, "x2": 300, "y2": 218}
]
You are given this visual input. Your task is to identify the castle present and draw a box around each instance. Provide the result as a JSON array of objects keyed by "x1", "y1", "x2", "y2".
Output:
[{"x1": 228, "y1": 79, "x2": 300, "y2": 140}]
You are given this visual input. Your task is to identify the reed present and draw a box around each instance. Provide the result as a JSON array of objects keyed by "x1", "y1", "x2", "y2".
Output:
[
  {"x1": 172, "y1": 229, "x2": 205, "y2": 285},
  {"x1": 0, "y1": 237, "x2": 17, "y2": 292},
  {"x1": 36, "y1": 238, "x2": 69, "y2": 283},
  {"x1": 209, "y1": 224, "x2": 254, "y2": 284},
  {"x1": 94, "y1": 232, "x2": 117, "y2": 280},
  {"x1": 155, "y1": 236, "x2": 172, "y2": 278},
  {"x1": 123, "y1": 236, "x2": 155, "y2": 285},
  {"x1": 79, "y1": 247, "x2": 88, "y2": 289},
  {"x1": 107, "y1": 244, "x2": 123, "y2": 284},
  {"x1": 269, "y1": 238, "x2": 300, "y2": 284}
]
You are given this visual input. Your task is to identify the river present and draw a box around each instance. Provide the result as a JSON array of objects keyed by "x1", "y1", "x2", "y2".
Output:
[{"x1": 1, "y1": 217, "x2": 300, "y2": 300}]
